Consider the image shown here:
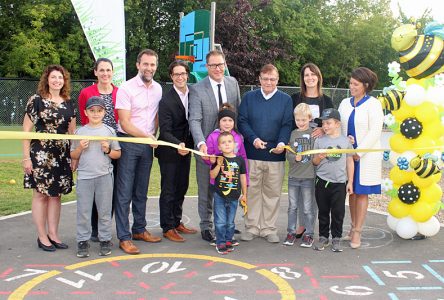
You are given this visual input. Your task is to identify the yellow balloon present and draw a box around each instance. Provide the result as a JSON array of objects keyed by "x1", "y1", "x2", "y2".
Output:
[
  {"x1": 391, "y1": 103, "x2": 416, "y2": 121},
  {"x1": 412, "y1": 172, "x2": 441, "y2": 188},
  {"x1": 413, "y1": 136, "x2": 436, "y2": 156},
  {"x1": 388, "y1": 198, "x2": 412, "y2": 218},
  {"x1": 406, "y1": 78, "x2": 421, "y2": 86},
  {"x1": 418, "y1": 182, "x2": 443, "y2": 203},
  {"x1": 390, "y1": 167, "x2": 414, "y2": 185},
  {"x1": 422, "y1": 121, "x2": 443, "y2": 139},
  {"x1": 390, "y1": 134, "x2": 414, "y2": 153},
  {"x1": 415, "y1": 102, "x2": 439, "y2": 124},
  {"x1": 410, "y1": 201, "x2": 434, "y2": 222}
]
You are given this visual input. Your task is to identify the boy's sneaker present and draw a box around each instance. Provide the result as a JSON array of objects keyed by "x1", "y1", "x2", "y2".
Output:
[
  {"x1": 313, "y1": 237, "x2": 329, "y2": 251},
  {"x1": 331, "y1": 238, "x2": 343, "y2": 252},
  {"x1": 225, "y1": 241, "x2": 234, "y2": 252},
  {"x1": 77, "y1": 241, "x2": 90, "y2": 258},
  {"x1": 99, "y1": 241, "x2": 112, "y2": 256},
  {"x1": 216, "y1": 244, "x2": 228, "y2": 255},
  {"x1": 300, "y1": 235, "x2": 314, "y2": 248},
  {"x1": 283, "y1": 233, "x2": 296, "y2": 246},
  {"x1": 209, "y1": 239, "x2": 216, "y2": 246},
  {"x1": 230, "y1": 239, "x2": 240, "y2": 246}
]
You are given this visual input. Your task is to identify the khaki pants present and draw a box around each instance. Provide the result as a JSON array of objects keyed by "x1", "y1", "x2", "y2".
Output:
[{"x1": 244, "y1": 160, "x2": 285, "y2": 236}]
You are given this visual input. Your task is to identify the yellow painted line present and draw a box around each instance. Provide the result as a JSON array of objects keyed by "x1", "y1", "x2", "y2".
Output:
[
  {"x1": 64, "y1": 253, "x2": 257, "y2": 270},
  {"x1": 8, "y1": 270, "x2": 61, "y2": 300},
  {"x1": 256, "y1": 268, "x2": 296, "y2": 300},
  {"x1": 10, "y1": 253, "x2": 296, "y2": 300}
]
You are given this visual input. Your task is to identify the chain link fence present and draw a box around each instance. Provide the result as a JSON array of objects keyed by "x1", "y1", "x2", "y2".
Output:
[{"x1": 0, "y1": 78, "x2": 380, "y2": 127}]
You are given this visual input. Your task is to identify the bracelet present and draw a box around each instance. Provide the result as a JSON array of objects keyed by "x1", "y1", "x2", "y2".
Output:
[
  {"x1": 22, "y1": 158, "x2": 31, "y2": 162},
  {"x1": 104, "y1": 147, "x2": 111, "y2": 155}
]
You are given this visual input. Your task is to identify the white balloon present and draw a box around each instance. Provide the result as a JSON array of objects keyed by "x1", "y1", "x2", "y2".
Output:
[
  {"x1": 417, "y1": 216, "x2": 441, "y2": 237},
  {"x1": 425, "y1": 86, "x2": 444, "y2": 106},
  {"x1": 405, "y1": 84, "x2": 426, "y2": 106},
  {"x1": 396, "y1": 217, "x2": 418, "y2": 239},
  {"x1": 387, "y1": 215, "x2": 399, "y2": 231},
  {"x1": 389, "y1": 151, "x2": 400, "y2": 167}
]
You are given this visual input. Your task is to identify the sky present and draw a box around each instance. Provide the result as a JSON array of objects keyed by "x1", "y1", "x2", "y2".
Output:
[{"x1": 390, "y1": 0, "x2": 444, "y2": 22}]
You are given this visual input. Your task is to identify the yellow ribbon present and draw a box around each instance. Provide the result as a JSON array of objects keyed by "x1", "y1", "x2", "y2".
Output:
[
  {"x1": 0, "y1": 131, "x2": 206, "y2": 157},
  {"x1": 271, "y1": 145, "x2": 444, "y2": 156},
  {"x1": 2, "y1": 131, "x2": 443, "y2": 157}
]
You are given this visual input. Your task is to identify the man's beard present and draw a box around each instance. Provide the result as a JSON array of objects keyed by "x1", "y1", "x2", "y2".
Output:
[{"x1": 140, "y1": 72, "x2": 153, "y2": 83}]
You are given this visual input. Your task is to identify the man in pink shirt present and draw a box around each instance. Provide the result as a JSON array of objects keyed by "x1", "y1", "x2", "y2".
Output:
[{"x1": 114, "y1": 49, "x2": 163, "y2": 255}]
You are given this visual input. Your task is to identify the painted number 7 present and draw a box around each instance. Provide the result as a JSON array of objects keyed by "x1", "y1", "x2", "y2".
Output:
[{"x1": 382, "y1": 270, "x2": 424, "y2": 279}]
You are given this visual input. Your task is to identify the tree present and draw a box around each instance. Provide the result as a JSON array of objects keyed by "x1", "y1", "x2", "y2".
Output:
[{"x1": 215, "y1": 0, "x2": 288, "y2": 84}]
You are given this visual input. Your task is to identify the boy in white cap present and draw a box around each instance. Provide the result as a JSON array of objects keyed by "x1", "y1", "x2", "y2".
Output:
[{"x1": 71, "y1": 96, "x2": 121, "y2": 258}]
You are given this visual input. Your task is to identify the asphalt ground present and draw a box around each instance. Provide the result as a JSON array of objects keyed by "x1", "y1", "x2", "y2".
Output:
[{"x1": 1, "y1": 195, "x2": 443, "y2": 300}]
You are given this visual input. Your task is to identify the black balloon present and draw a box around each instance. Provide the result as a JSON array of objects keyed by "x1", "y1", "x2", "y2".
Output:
[
  {"x1": 398, "y1": 182, "x2": 420, "y2": 204},
  {"x1": 400, "y1": 118, "x2": 422, "y2": 139}
]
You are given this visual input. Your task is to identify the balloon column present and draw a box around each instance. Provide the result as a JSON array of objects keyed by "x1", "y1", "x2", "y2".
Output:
[{"x1": 380, "y1": 22, "x2": 444, "y2": 239}]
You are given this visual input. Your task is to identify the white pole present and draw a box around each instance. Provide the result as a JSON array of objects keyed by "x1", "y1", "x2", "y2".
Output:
[{"x1": 210, "y1": 2, "x2": 216, "y2": 51}]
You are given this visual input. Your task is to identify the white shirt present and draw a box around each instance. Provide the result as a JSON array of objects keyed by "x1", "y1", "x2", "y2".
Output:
[
  {"x1": 261, "y1": 88, "x2": 278, "y2": 100},
  {"x1": 209, "y1": 77, "x2": 227, "y2": 108},
  {"x1": 173, "y1": 85, "x2": 189, "y2": 119}
]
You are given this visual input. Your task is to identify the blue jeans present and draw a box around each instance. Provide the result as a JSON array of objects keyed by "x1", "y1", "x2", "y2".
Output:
[
  {"x1": 287, "y1": 178, "x2": 315, "y2": 236},
  {"x1": 115, "y1": 137, "x2": 153, "y2": 241},
  {"x1": 213, "y1": 192, "x2": 238, "y2": 245}
]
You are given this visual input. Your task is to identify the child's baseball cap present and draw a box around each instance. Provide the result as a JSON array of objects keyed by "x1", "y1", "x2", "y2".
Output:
[
  {"x1": 319, "y1": 108, "x2": 341, "y2": 122},
  {"x1": 86, "y1": 96, "x2": 105, "y2": 109}
]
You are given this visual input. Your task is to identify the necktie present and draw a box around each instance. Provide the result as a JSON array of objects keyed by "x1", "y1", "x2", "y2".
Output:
[{"x1": 217, "y1": 83, "x2": 223, "y2": 108}]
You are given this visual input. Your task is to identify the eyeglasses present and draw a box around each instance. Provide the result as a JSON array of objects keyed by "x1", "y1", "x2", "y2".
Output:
[
  {"x1": 260, "y1": 76, "x2": 278, "y2": 82},
  {"x1": 207, "y1": 63, "x2": 225, "y2": 70},
  {"x1": 172, "y1": 72, "x2": 188, "y2": 78}
]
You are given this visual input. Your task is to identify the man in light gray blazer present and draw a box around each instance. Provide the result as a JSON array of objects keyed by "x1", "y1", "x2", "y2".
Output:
[{"x1": 189, "y1": 50, "x2": 241, "y2": 243}]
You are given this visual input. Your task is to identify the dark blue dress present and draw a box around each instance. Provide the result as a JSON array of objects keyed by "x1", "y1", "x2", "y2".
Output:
[{"x1": 347, "y1": 96, "x2": 381, "y2": 195}]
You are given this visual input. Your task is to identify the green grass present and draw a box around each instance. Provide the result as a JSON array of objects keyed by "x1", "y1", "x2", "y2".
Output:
[
  {"x1": 0, "y1": 125, "x2": 288, "y2": 216},
  {"x1": 0, "y1": 126, "x2": 22, "y2": 158}
]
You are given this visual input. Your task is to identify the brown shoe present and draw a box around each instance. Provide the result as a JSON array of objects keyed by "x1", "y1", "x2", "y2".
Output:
[
  {"x1": 132, "y1": 230, "x2": 162, "y2": 243},
  {"x1": 119, "y1": 240, "x2": 140, "y2": 255},
  {"x1": 176, "y1": 223, "x2": 198, "y2": 234},
  {"x1": 163, "y1": 229, "x2": 185, "y2": 242}
]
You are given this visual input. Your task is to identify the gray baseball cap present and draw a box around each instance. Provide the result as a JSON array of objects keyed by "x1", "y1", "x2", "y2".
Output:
[
  {"x1": 318, "y1": 108, "x2": 341, "y2": 121},
  {"x1": 86, "y1": 96, "x2": 105, "y2": 109}
]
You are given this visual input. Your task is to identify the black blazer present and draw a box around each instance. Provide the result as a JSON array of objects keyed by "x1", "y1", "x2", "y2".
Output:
[{"x1": 155, "y1": 87, "x2": 194, "y2": 162}]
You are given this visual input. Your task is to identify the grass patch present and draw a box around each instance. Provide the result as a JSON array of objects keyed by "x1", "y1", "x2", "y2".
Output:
[{"x1": 0, "y1": 126, "x2": 22, "y2": 158}]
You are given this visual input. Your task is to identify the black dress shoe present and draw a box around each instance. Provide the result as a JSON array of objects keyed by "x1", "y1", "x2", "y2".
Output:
[
  {"x1": 37, "y1": 238, "x2": 56, "y2": 252},
  {"x1": 234, "y1": 228, "x2": 241, "y2": 234},
  {"x1": 201, "y1": 230, "x2": 215, "y2": 242},
  {"x1": 47, "y1": 236, "x2": 69, "y2": 249}
]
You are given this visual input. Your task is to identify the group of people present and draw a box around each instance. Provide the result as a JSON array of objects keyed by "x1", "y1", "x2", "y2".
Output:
[{"x1": 22, "y1": 48, "x2": 383, "y2": 257}]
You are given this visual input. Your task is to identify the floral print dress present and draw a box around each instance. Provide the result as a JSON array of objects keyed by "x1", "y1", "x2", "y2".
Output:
[{"x1": 24, "y1": 94, "x2": 76, "y2": 196}]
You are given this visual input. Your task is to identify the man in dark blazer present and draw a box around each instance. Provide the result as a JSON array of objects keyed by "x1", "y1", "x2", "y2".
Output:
[
  {"x1": 189, "y1": 50, "x2": 241, "y2": 243},
  {"x1": 155, "y1": 60, "x2": 196, "y2": 242}
]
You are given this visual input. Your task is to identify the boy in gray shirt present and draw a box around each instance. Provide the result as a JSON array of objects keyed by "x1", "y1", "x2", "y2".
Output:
[
  {"x1": 71, "y1": 96, "x2": 121, "y2": 258},
  {"x1": 284, "y1": 103, "x2": 316, "y2": 248},
  {"x1": 312, "y1": 108, "x2": 354, "y2": 252}
]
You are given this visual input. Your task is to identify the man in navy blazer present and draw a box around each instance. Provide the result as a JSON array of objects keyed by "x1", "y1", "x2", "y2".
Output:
[
  {"x1": 189, "y1": 50, "x2": 241, "y2": 243},
  {"x1": 155, "y1": 60, "x2": 196, "y2": 242}
]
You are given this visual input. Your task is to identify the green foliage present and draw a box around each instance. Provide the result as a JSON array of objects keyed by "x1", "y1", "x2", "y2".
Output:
[{"x1": 0, "y1": 0, "x2": 432, "y2": 89}]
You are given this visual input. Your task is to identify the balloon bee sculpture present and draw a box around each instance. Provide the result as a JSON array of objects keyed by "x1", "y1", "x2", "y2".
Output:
[
  {"x1": 391, "y1": 23, "x2": 444, "y2": 79},
  {"x1": 410, "y1": 155, "x2": 441, "y2": 178},
  {"x1": 378, "y1": 89, "x2": 404, "y2": 111}
]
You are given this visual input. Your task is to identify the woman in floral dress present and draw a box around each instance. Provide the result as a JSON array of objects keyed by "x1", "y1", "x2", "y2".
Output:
[{"x1": 22, "y1": 65, "x2": 76, "y2": 252}]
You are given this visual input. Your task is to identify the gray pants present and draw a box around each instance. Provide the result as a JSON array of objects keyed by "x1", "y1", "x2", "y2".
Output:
[
  {"x1": 195, "y1": 155, "x2": 213, "y2": 231},
  {"x1": 76, "y1": 174, "x2": 113, "y2": 242}
]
